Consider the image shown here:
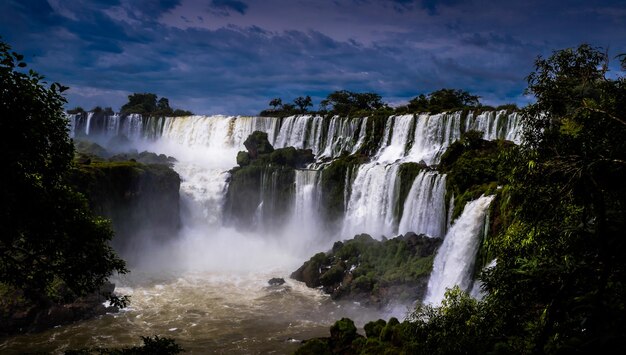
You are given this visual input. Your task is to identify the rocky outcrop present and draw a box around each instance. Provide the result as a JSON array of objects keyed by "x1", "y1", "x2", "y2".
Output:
[
  {"x1": 0, "y1": 282, "x2": 118, "y2": 336},
  {"x1": 225, "y1": 131, "x2": 315, "y2": 229},
  {"x1": 291, "y1": 233, "x2": 442, "y2": 306},
  {"x1": 68, "y1": 158, "x2": 181, "y2": 252}
]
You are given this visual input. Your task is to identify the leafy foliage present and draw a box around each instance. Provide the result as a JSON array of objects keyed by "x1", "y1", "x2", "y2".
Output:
[
  {"x1": 0, "y1": 40, "x2": 127, "y2": 301},
  {"x1": 320, "y1": 90, "x2": 386, "y2": 116},
  {"x1": 438, "y1": 130, "x2": 514, "y2": 219},
  {"x1": 260, "y1": 95, "x2": 313, "y2": 116},
  {"x1": 398, "y1": 88, "x2": 481, "y2": 114},
  {"x1": 291, "y1": 233, "x2": 441, "y2": 304},
  {"x1": 120, "y1": 93, "x2": 192, "y2": 116},
  {"x1": 64, "y1": 335, "x2": 184, "y2": 354},
  {"x1": 480, "y1": 43, "x2": 626, "y2": 353}
]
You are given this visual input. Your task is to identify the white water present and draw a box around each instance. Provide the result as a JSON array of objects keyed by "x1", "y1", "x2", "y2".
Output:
[
  {"x1": 341, "y1": 163, "x2": 400, "y2": 238},
  {"x1": 11, "y1": 111, "x2": 526, "y2": 352},
  {"x1": 376, "y1": 115, "x2": 415, "y2": 163},
  {"x1": 424, "y1": 195, "x2": 495, "y2": 305},
  {"x1": 466, "y1": 110, "x2": 522, "y2": 143},
  {"x1": 398, "y1": 171, "x2": 447, "y2": 238}
]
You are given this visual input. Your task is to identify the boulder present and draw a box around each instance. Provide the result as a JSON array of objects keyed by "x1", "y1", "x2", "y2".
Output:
[{"x1": 268, "y1": 278, "x2": 286, "y2": 286}]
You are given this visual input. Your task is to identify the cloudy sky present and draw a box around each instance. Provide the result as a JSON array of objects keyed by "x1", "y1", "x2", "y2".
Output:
[{"x1": 1, "y1": 0, "x2": 625, "y2": 115}]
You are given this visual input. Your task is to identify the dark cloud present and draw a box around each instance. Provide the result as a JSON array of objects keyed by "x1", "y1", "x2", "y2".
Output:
[
  {"x1": 420, "y1": 0, "x2": 463, "y2": 14},
  {"x1": 0, "y1": 0, "x2": 624, "y2": 114},
  {"x1": 210, "y1": 0, "x2": 248, "y2": 15}
]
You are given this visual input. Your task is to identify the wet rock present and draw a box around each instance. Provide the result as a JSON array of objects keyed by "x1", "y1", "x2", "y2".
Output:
[
  {"x1": 291, "y1": 232, "x2": 442, "y2": 306},
  {"x1": 0, "y1": 282, "x2": 119, "y2": 336},
  {"x1": 268, "y1": 278, "x2": 286, "y2": 286}
]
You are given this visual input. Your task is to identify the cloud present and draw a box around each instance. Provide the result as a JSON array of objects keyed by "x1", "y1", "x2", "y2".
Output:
[
  {"x1": 1, "y1": 0, "x2": 624, "y2": 115},
  {"x1": 210, "y1": 0, "x2": 248, "y2": 15}
]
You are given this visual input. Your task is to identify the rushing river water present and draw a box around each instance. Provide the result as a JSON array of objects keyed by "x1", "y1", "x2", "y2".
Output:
[{"x1": 1, "y1": 269, "x2": 409, "y2": 354}]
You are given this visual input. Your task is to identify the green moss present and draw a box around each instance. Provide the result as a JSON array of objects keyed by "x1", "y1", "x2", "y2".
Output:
[
  {"x1": 439, "y1": 131, "x2": 514, "y2": 220},
  {"x1": 292, "y1": 233, "x2": 441, "y2": 304},
  {"x1": 67, "y1": 160, "x2": 181, "y2": 249},
  {"x1": 294, "y1": 338, "x2": 332, "y2": 355}
]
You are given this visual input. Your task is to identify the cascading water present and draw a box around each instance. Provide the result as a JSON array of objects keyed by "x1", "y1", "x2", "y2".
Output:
[
  {"x1": 342, "y1": 163, "x2": 401, "y2": 238},
  {"x1": 397, "y1": 171, "x2": 447, "y2": 238},
  {"x1": 405, "y1": 112, "x2": 462, "y2": 165},
  {"x1": 376, "y1": 114, "x2": 415, "y2": 163},
  {"x1": 423, "y1": 195, "x2": 495, "y2": 305},
  {"x1": 286, "y1": 169, "x2": 324, "y2": 252},
  {"x1": 466, "y1": 110, "x2": 522, "y2": 143},
  {"x1": 3, "y1": 111, "x2": 526, "y2": 353}
]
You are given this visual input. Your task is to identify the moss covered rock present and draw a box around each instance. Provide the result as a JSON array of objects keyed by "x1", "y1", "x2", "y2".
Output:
[
  {"x1": 225, "y1": 131, "x2": 315, "y2": 229},
  {"x1": 438, "y1": 130, "x2": 514, "y2": 220},
  {"x1": 67, "y1": 160, "x2": 181, "y2": 252},
  {"x1": 291, "y1": 232, "x2": 442, "y2": 306}
]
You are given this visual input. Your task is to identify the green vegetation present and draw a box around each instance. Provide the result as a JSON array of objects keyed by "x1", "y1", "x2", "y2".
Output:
[
  {"x1": 120, "y1": 93, "x2": 192, "y2": 116},
  {"x1": 67, "y1": 106, "x2": 86, "y2": 114},
  {"x1": 0, "y1": 40, "x2": 127, "y2": 304},
  {"x1": 68, "y1": 157, "x2": 181, "y2": 250},
  {"x1": 291, "y1": 233, "x2": 441, "y2": 305},
  {"x1": 438, "y1": 130, "x2": 514, "y2": 219},
  {"x1": 320, "y1": 90, "x2": 387, "y2": 116},
  {"x1": 298, "y1": 44, "x2": 626, "y2": 354},
  {"x1": 64, "y1": 335, "x2": 184, "y2": 354},
  {"x1": 260, "y1": 91, "x2": 389, "y2": 117},
  {"x1": 260, "y1": 88, "x2": 516, "y2": 121},
  {"x1": 260, "y1": 95, "x2": 313, "y2": 116},
  {"x1": 398, "y1": 88, "x2": 480, "y2": 114},
  {"x1": 296, "y1": 287, "x2": 486, "y2": 354}
]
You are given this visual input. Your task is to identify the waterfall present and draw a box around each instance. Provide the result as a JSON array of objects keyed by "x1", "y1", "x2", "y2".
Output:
[
  {"x1": 424, "y1": 194, "x2": 495, "y2": 305},
  {"x1": 397, "y1": 171, "x2": 447, "y2": 238},
  {"x1": 465, "y1": 110, "x2": 522, "y2": 143},
  {"x1": 376, "y1": 115, "x2": 414, "y2": 163},
  {"x1": 342, "y1": 163, "x2": 401, "y2": 238},
  {"x1": 67, "y1": 111, "x2": 521, "y2": 160},
  {"x1": 319, "y1": 116, "x2": 366, "y2": 158},
  {"x1": 351, "y1": 117, "x2": 369, "y2": 154},
  {"x1": 288, "y1": 169, "x2": 322, "y2": 250},
  {"x1": 85, "y1": 112, "x2": 94, "y2": 135},
  {"x1": 66, "y1": 111, "x2": 521, "y2": 245},
  {"x1": 292, "y1": 170, "x2": 321, "y2": 224},
  {"x1": 406, "y1": 112, "x2": 462, "y2": 165}
]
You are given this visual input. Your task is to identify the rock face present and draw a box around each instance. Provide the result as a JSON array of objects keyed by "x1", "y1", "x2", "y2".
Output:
[
  {"x1": 0, "y1": 283, "x2": 118, "y2": 336},
  {"x1": 291, "y1": 233, "x2": 442, "y2": 306},
  {"x1": 68, "y1": 160, "x2": 181, "y2": 252}
]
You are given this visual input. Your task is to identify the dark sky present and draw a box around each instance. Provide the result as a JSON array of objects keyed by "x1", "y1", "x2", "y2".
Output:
[{"x1": 1, "y1": 0, "x2": 625, "y2": 115}]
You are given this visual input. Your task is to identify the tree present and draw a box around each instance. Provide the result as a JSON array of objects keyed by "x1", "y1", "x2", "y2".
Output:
[
  {"x1": 293, "y1": 95, "x2": 313, "y2": 113},
  {"x1": 269, "y1": 97, "x2": 283, "y2": 109},
  {"x1": 406, "y1": 88, "x2": 480, "y2": 113},
  {"x1": 0, "y1": 40, "x2": 127, "y2": 301},
  {"x1": 67, "y1": 106, "x2": 85, "y2": 114},
  {"x1": 320, "y1": 90, "x2": 385, "y2": 115},
  {"x1": 482, "y1": 44, "x2": 626, "y2": 353},
  {"x1": 157, "y1": 97, "x2": 171, "y2": 112},
  {"x1": 120, "y1": 93, "x2": 158, "y2": 114}
]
